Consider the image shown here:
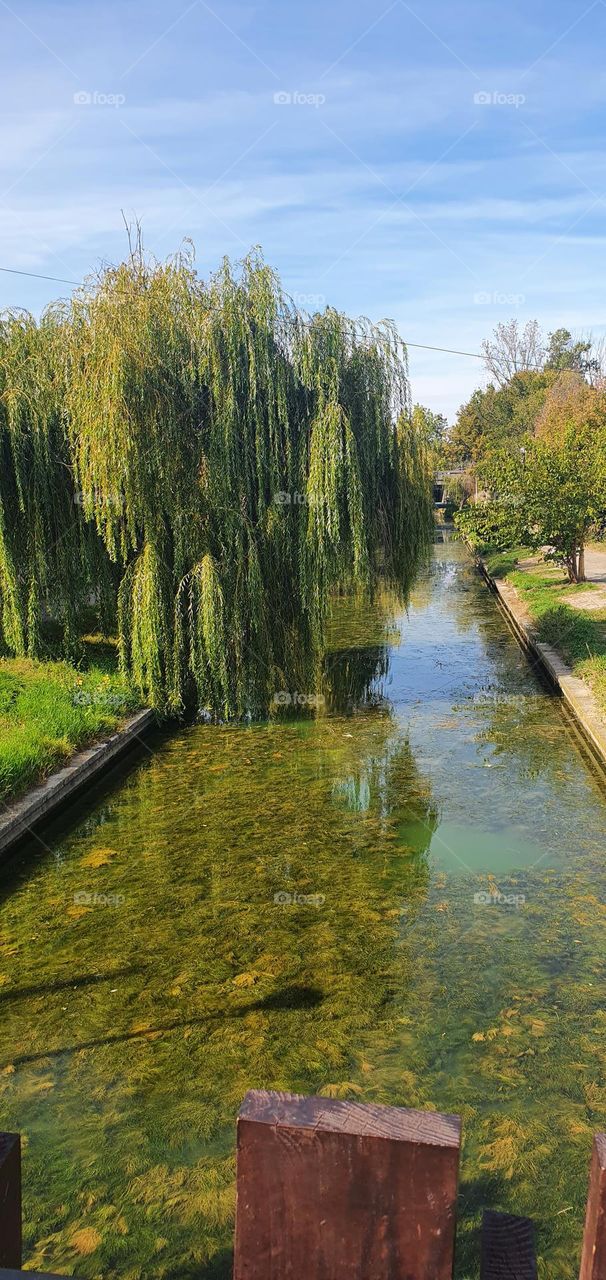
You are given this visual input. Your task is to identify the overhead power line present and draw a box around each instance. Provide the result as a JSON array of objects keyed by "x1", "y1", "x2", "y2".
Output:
[
  {"x1": 0, "y1": 265, "x2": 578, "y2": 374},
  {"x1": 0, "y1": 264, "x2": 490, "y2": 360},
  {"x1": 0, "y1": 265, "x2": 80, "y2": 286},
  {"x1": 405, "y1": 340, "x2": 484, "y2": 360}
]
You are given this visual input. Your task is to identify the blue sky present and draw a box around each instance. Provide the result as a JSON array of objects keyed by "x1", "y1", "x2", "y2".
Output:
[{"x1": 1, "y1": 0, "x2": 605, "y2": 419}]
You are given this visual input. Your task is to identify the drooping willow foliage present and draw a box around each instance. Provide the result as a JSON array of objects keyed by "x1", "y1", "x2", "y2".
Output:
[
  {"x1": 0, "y1": 244, "x2": 432, "y2": 716},
  {"x1": 0, "y1": 309, "x2": 114, "y2": 659}
]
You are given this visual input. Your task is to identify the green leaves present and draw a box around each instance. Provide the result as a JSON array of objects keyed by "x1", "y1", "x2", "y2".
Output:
[
  {"x1": 0, "y1": 247, "x2": 432, "y2": 716},
  {"x1": 456, "y1": 424, "x2": 606, "y2": 583}
]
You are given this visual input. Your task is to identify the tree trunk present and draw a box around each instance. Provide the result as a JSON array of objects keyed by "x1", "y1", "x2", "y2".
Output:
[
  {"x1": 577, "y1": 540, "x2": 586, "y2": 583},
  {"x1": 567, "y1": 550, "x2": 578, "y2": 583}
]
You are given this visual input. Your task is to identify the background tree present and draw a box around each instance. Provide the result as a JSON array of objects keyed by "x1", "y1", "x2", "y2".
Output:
[
  {"x1": 410, "y1": 403, "x2": 448, "y2": 469},
  {"x1": 481, "y1": 319, "x2": 544, "y2": 386},
  {"x1": 544, "y1": 327, "x2": 599, "y2": 378},
  {"x1": 456, "y1": 425, "x2": 606, "y2": 582},
  {"x1": 449, "y1": 372, "x2": 554, "y2": 467},
  {"x1": 450, "y1": 322, "x2": 603, "y2": 471},
  {"x1": 535, "y1": 371, "x2": 606, "y2": 444}
]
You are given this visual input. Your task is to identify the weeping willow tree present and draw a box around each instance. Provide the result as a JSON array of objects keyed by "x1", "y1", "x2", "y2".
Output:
[
  {"x1": 0, "y1": 309, "x2": 114, "y2": 659},
  {"x1": 0, "y1": 242, "x2": 432, "y2": 716}
]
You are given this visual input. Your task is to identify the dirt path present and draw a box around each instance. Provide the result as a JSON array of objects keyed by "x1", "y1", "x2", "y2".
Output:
[
  {"x1": 585, "y1": 546, "x2": 606, "y2": 584},
  {"x1": 565, "y1": 546, "x2": 606, "y2": 611},
  {"x1": 513, "y1": 546, "x2": 606, "y2": 613}
]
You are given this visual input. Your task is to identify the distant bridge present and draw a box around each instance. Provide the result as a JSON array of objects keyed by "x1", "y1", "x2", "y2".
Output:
[{"x1": 433, "y1": 468, "x2": 466, "y2": 506}]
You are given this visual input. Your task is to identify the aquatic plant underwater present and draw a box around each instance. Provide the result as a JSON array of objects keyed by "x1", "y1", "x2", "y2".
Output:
[
  {"x1": 2, "y1": 544, "x2": 606, "y2": 1278},
  {"x1": 0, "y1": 241, "x2": 432, "y2": 718}
]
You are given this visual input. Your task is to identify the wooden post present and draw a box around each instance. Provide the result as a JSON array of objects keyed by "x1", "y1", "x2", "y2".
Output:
[
  {"x1": 0, "y1": 1135, "x2": 21, "y2": 1271},
  {"x1": 580, "y1": 1134, "x2": 606, "y2": 1279},
  {"x1": 480, "y1": 1209, "x2": 537, "y2": 1279},
  {"x1": 234, "y1": 1089, "x2": 461, "y2": 1280}
]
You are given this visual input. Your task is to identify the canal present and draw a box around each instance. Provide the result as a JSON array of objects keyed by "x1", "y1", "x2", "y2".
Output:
[{"x1": 2, "y1": 534, "x2": 606, "y2": 1278}]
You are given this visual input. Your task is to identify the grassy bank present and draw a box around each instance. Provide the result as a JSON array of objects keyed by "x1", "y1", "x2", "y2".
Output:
[
  {"x1": 481, "y1": 545, "x2": 606, "y2": 712},
  {"x1": 0, "y1": 639, "x2": 142, "y2": 806}
]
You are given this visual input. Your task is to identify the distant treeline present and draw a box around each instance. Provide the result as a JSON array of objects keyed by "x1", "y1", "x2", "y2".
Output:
[{"x1": 441, "y1": 321, "x2": 606, "y2": 583}]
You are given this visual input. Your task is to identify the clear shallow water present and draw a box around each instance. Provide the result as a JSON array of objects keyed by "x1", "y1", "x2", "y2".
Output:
[{"x1": 2, "y1": 535, "x2": 606, "y2": 1278}]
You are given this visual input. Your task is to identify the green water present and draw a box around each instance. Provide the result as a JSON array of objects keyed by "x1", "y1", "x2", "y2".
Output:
[{"x1": 2, "y1": 535, "x2": 606, "y2": 1279}]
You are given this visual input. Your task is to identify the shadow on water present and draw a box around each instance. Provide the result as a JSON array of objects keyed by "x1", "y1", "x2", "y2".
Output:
[
  {"x1": 323, "y1": 644, "x2": 391, "y2": 715},
  {"x1": 0, "y1": 965, "x2": 145, "y2": 1005},
  {"x1": 249, "y1": 984, "x2": 324, "y2": 1012},
  {"x1": 11, "y1": 986, "x2": 327, "y2": 1066},
  {"x1": 454, "y1": 1171, "x2": 510, "y2": 1276}
]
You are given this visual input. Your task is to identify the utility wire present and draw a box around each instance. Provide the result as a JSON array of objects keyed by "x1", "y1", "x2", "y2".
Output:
[
  {"x1": 0, "y1": 264, "x2": 490, "y2": 360},
  {"x1": 0, "y1": 263, "x2": 578, "y2": 373},
  {"x1": 405, "y1": 340, "x2": 484, "y2": 360},
  {"x1": 0, "y1": 265, "x2": 80, "y2": 286}
]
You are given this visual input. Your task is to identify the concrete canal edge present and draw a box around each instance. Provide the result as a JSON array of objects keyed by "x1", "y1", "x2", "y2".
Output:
[
  {"x1": 474, "y1": 552, "x2": 606, "y2": 772},
  {"x1": 0, "y1": 708, "x2": 156, "y2": 858}
]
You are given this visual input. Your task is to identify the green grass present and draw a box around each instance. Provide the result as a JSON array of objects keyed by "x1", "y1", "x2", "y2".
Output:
[
  {"x1": 481, "y1": 545, "x2": 606, "y2": 712},
  {"x1": 483, "y1": 545, "x2": 528, "y2": 579},
  {"x1": 0, "y1": 639, "x2": 143, "y2": 805}
]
